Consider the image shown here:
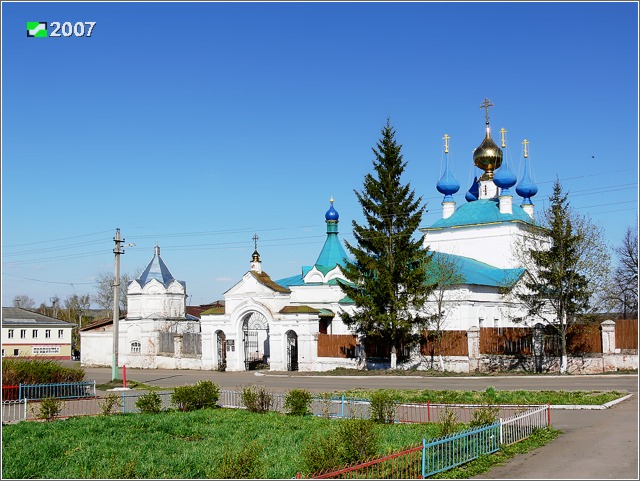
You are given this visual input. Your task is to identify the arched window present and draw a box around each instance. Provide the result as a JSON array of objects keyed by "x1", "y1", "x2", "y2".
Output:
[{"x1": 130, "y1": 341, "x2": 141, "y2": 353}]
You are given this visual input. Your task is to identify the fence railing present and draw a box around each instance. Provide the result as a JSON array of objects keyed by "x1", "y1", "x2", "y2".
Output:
[
  {"x1": 303, "y1": 404, "x2": 550, "y2": 479},
  {"x1": 17, "y1": 381, "x2": 96, "y2": 401},
  {"x1": 308, "y1": 444, "x2": 424, "y2": 479},
  {"x1": 2, "y1": 385, "x2": 19, "y2": 401},
  {"x1": 422, "y1": 423, "x2": 501, "y2": 477},
  {"x1": 2, "y1": 399, "x2": 27, "y2": 424},
  {"x1": 500, "y1": 404, "x2": 550, "y2": 445}
]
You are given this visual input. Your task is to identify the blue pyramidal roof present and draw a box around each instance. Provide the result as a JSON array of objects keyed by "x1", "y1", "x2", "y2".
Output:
[{"x1": 134, "y1": 245, "x2": 184, "y2": 288}]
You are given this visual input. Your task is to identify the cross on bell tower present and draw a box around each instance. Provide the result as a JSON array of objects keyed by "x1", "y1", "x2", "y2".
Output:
[{"x1": 250, "y1": 233, "x2": 262, "y2": 273}]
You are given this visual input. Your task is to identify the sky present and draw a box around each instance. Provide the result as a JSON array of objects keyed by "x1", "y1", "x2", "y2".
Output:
[{"x1": 2, "y1": 1, "x2": 638, "y2": 309}]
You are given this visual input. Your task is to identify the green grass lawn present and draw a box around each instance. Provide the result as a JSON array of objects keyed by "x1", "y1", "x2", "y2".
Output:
[{"x1": 2, "y1": 408, "x2": 443, "y2": 479}]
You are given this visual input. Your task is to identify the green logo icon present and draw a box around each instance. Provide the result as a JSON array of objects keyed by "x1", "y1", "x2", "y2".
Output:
[{"x1": 27, "y1": 22, "x2": 48, "y2": 37}]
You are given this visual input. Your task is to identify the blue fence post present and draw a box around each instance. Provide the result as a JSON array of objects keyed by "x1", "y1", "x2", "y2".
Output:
[
  {"x1": 341, "y1": 394, "x2": 345, "y2": 418},
  {"x1": 421, "y1": 438, "x2": 426, "y2": 478},
  {"x1": 18, "y1": 383, "x2": 23, "y2": 401}
]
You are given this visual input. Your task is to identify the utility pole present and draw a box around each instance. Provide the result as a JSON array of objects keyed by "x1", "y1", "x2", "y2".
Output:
[{"x1": 112, "y1": 228, "x2": 125, "y2": 381}]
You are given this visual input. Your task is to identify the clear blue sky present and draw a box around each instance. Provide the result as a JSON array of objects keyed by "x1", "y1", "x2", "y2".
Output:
[{"x1": 2, "y1": 1, "x2": 638, "y2": 309}]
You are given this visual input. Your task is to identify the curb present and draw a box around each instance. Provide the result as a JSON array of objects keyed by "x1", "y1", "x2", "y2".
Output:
[{"x1": 549, "y1": 393, "x2": 634, "y2": 410}]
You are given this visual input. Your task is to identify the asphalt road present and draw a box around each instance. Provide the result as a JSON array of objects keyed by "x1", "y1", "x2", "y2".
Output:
[{"x1": 72, "y1": 363, "x2": 638, "y2": 480}]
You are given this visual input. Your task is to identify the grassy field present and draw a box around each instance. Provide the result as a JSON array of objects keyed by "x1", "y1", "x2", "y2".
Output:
[
  {"x1": 2, "y1": 408, "x2": 443, "y2": 479},
  {"x1": 3, "y1": 386, "x2": 624, "y2": 479},
  {"x1": 338, "y1": 387, "x2": 627, "y2": 405}
]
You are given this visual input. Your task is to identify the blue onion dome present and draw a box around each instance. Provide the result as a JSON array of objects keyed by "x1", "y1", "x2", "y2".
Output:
[
  {"x1": 465, "y1": 176, "x2": 479, "y2": 202},
  {"x1": 493, "y1": 163, "x2": 517, "y2": 191},
  {"x1": 436, "y1": 159, "x2": 460, "y2": 200},
  {"x1": 516, "y1": 156, "x2": 538, "y2": 204},
  {"x1": 325, "y1": 197, "x2": 339, "y2": 221}
]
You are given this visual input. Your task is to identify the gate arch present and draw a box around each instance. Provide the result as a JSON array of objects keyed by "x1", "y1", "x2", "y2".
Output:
[
  {"x1": 286, "y1": 330, "x2": 298, "y2": 372},
  {"x1": 242, "y1": 311, "x2": 269, "y2": 370}
]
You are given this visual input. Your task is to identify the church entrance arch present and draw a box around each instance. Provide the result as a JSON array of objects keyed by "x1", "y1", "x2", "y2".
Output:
[
  {"x1": 286, "y1": 330, "x2": 298, "y2": 372},
  {"x1": 215, "y1": 330, "x2": 226, "y2": 371},
  {"x1": 242, "y1": 311, "x2": 270, "y2": 371}
]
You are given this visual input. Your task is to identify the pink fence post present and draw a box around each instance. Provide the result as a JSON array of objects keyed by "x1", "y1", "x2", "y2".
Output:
[
  {"x1": 547, "y1": 402, "x2": 551, "y2": 426},
  {"x1": 123, "y1": 365, "x2": 127, "y2": 388}
]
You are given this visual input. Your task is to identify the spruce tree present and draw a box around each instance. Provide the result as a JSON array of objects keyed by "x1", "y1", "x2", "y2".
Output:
[{"x1": 341, "y1": 120, "x2": 435, "y2": 367}]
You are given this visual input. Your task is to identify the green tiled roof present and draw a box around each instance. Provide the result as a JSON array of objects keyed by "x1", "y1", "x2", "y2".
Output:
[{"x1": 425, "y1": 199, "x2": 534, "y2": 230}]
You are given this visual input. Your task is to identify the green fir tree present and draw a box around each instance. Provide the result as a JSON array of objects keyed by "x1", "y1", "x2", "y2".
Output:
[
  {"x1": 340, "y1": 120, "x2": 435, "y2": 367},
  {"x1": 512, "y1": 179, "x2": 609, "y2": 373}
]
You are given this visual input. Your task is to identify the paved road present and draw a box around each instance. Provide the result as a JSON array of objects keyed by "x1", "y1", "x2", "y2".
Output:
[{"x1": 72, "y1": 363, "x2": 638, "y2": 479}]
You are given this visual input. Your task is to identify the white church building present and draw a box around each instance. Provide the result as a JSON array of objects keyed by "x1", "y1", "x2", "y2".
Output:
[{"x1": 82, "y1": 100, "x2": 560, "y2": 372}]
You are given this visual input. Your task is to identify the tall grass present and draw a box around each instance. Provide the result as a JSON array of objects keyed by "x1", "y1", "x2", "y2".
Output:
[
  {"x1": 339, "y1": 387, "x2": 626, "y2": 405},
  {"x1": 1, "y1": 358, "x2": 84, "y2": 385},
  {"x1": 2, "y1": 408, "x2": 441, "y2": 479}
]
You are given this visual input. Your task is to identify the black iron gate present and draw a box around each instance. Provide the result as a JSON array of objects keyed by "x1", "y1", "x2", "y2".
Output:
[
  {"x1": 242, "y1": 311, "x2": 269, "y2": 371},
  {"x1": 216, "y1": 331, "x2": 226, "y2": 370},
  {"x1": 287, "y1": 330, "x2": 298, "y2": 371}
]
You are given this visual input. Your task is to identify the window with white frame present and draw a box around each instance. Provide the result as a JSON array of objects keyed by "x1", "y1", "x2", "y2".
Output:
[
  {"x1": 1, "y1": 349, "x2": 4, "y2": 357},
  {"x1": 14, "y1": 349, "x2": 19, "y2": 356},
  {"x1": 46, "y1": 329, "x2": 51, "y2": 338},
  {"x1": 58, "y1": 329, "x2": 64, "y2": 339},
  {"x1": 8, "y1": 329, "x2": 14, "y2": 339},
  {"x1": 33, "y1": 346, "x2": 61, "y2": 355},
  {"x1": 32, "y1": 329, "x2": 38, "y2": 338},
  {"x1": 20, "y1": 329, "x2": 26, "y2": 339},
  {"x1": 131, "y1": 341, "x2": 141, "y2": 353}
]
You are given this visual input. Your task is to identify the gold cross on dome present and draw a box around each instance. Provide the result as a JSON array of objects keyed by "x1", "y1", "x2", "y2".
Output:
[
  {"x1": 252, "y1": 233, "x2": 259, "y2": 251},
  {"x1": 480, "y1": 97, "x2": 494, "y2": 124},
  {"x1": 522, "y1": 139, "x2": 530, "y2": 158},
  {"x1": 443, "y1": 134, "x2": 450, "y2": 154},
  {"x1": 500, "y1": 128, "x2": 507, "y2": 148}
]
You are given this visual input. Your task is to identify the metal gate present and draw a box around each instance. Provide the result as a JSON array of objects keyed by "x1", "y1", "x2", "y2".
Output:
[
  {"x1": 242, "y1": 311, "x2": 269, "y2": 371},
  {"x1": 287, "y1": 330, "x2": 298, "y2": 371},
  {"x1": 216, "y1": 331, "x2": 226, "y2": 370}
]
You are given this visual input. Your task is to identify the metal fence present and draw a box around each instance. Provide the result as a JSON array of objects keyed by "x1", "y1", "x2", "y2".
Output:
[
  {"x1": 500, "y1": 404, "x2": 550, "y2": 445},
  {"x1": 422, "y1": 423, "x2": 501, "y2": 477},
  {"x1": 307, "y1": 444, "x2": 424, "y2": 479},
  {"x1": 303, "y1": 404, "x2": 550, "y2": 479},
  {"x1": 2, "y1": 399, "x2": 27, "y2": 424},
  {"x1": 17, "y1": 381, "x2": 96, "y2": 401}
]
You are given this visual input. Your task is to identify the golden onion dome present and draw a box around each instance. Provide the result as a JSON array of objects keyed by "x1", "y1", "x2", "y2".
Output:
[{"x1": 473, "y1": 127, "x2": 503, "y2": 180}]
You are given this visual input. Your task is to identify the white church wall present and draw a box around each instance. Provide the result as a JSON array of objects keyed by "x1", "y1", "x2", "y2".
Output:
[{"x1": 424, "y1": 223, "x2": 532, "y2": 269}]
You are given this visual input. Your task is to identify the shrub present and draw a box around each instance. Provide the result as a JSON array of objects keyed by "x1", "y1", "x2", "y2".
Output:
[
  {"x1": 135, "y1": 391, "x2": 163, "y2": 414},
  {"x1": 284, "y1": 389, "x2": 313, "y2": 416},
  {"x1": 469, "y1": 405, "x2": 500, "y2": 428},
  {"x1": 483, "y1": 386, "x2": 498, "y2": 403},
  {"x1": 438, "y1": 405, "x2": 459, "y2": 437},
  {"x1": 318, "y1": 392, "x2": 333, "y2": 419},
  {"x1": 337, "y1": 418, "x2": 379, "y2": 464},
  {"x1": 214, "y1": 441, "x2": 262, "y2": 478},
  {"x1": 171, "y1": 381, "x2": 220, "y2": 412},
  {"x1": 2, "y1": 358, "x2": 84, "y2": 385},
  {"x1": 241, "y1": 385, "x2": 273, "y2": 414},
  {"x1": 38, "y1": 397, "x2": 63, "y2": 421},
  {"x1": 301, "y1": 433, "x2": 343, "y2": 474},
  {"x1": 369, "y1": 390, "x2": 396, "y2": 424},
  {"x1": 99, "y1": 393, "x2": 122, "y2": 415}
]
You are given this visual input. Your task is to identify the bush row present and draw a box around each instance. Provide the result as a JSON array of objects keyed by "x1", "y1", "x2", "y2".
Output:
[{"x1": 2, "y1": 358, "x2": 85, "y2": 386}]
